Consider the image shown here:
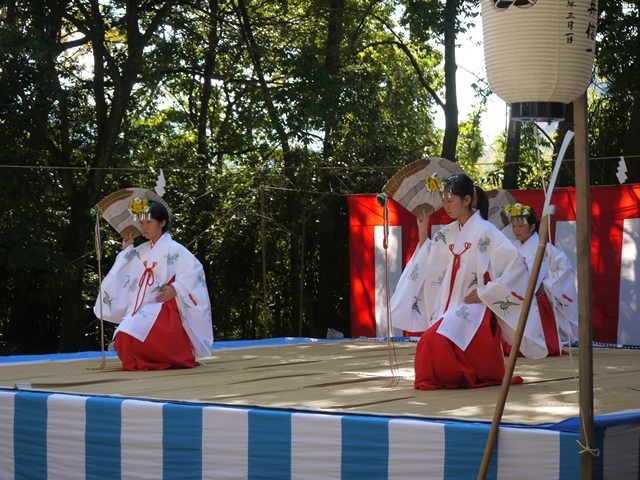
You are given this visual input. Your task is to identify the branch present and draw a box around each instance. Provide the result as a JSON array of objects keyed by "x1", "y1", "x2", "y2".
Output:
[
  {"x1": 362, "y1": 40, "x2": 445, "y2": 110},
  {"x1": 364, "y1": 10, "x2": 446, "y2": 111}
]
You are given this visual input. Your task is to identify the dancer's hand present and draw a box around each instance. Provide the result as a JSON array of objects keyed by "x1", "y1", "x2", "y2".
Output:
[
  {"x1": 157, "y1": 284, "x2": 177, "y2": 303},
  {"x1": 464, "y1": 289, "x2": 482, "y2": 304},
  {"x1": 122, "y1": 232, "x2": 134, "y2": 250},
  {"x1": 417, "y1": 209, "x2": 430, "y2": 246}
]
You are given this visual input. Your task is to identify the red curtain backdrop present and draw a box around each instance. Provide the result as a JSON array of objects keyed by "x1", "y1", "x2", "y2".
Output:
[{"x1": 348, "y1": 185, "x2": 640, "y2": 345}]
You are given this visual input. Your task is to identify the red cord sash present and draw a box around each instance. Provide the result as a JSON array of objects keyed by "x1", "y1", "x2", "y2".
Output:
[
  {"x1": 444, "y1": 242, "x2": 472, "y2": 311},
  {"x1": 132, "y1": 261, "x2": 158, "y2": 315}
]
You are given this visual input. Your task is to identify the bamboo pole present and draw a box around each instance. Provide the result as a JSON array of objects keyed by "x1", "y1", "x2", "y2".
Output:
[
  {"x1": 89, "y1": 214, "x2": 106, "y2": 370},
  {"x1": 260, "y1": 185, "x2": 269, "y2": 338},
  {"x1": 298, "y1": 215, "x2": 305, "y2": 337},
  {"x1": 574, "y1": 92, "x2": 595, "y2": 479},
  {"x1": 477, "y1": 212, "x2": 553, "y2": 479}
]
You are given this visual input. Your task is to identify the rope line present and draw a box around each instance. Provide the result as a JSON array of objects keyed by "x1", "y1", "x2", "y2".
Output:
[
  {"x1": 88, "y1": 213, "x2": 106, "y2": 370},
  {"x1": 1, "y1": 153, "x2": 638, "y2": 172},
  {"x1": 380, "y1": 194, "x2": 400, "y2": 388}
]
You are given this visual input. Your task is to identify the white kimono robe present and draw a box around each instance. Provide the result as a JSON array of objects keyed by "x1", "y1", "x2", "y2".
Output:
[
  {"x1": 514, "y1": 233, "x2": 579, "y2": 342},
  {"x1": 423, "y1": 211, "x2": 548, "y2": 359},
  {"x1": 390, "y1": 239, "x2": 432, "y2": 333},
  {"x1": 93, "y1": 233, "x2": 213, "y2": 358}
]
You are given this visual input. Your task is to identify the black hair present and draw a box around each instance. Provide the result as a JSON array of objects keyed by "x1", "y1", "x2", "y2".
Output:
[
  {"x1": 522, "y1": 206, "x2": 540, "y2": 233},
  {"x1": 444, "y1": 174, "x2": 489, "y2": 220},
  {"x1": 148, "y1": 200, "x2": 171, "y2": 233}
]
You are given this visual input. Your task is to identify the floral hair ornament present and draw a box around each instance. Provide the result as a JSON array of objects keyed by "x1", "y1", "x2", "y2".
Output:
[
  {"x1": 502, "y1": 203, "x2": 534, "y2": 225},
  {"x1": 127, "y1": 197, "x2": 151, "y2": 221},
  {"x1": 425, "y1": 173, "x2": 446, "y2": 194}
]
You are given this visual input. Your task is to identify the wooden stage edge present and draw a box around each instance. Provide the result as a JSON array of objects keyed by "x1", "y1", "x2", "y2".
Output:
[{"x1": 1, "y1": 339, "x2": 639, "y2": 425}]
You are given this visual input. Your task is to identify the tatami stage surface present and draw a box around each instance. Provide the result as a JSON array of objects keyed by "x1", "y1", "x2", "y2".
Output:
[{"x1": 1, "y1": 338, "x2": 638, "y2": 425}]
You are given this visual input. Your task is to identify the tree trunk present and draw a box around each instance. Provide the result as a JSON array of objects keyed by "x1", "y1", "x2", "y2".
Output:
[
  {"x1": 554, "y1": 108, "x2": 577, "y2": 187},
  {"x1": 235, "y1": 0, "x2": 300, "y2": 336},
  {"x1": 195, "y1": 0, "x2": 220, "y2": 284},
  {"x1": 57, "y1": 2, "x2": 167, "y2": 351},
  {"x1": 58, "y1": 194, "x2": 95, "y2": 352},
  {"x1": 503, "y1": 119, "x2": 521, "y2": 189},
  {"x1": 315, "y1": 0, "x2": 345, "y2": 339},
  {"x1": 8, "y1": 273, "x2": 30, "y2": 353},
  {"x1": 440, "y1": 0, "x2": 459, "y2": 161}
]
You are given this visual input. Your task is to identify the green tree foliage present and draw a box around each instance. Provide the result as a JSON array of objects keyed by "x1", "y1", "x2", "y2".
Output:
[
  {"x1": 1, "y1": 0, "x2": 638, "y2": 355},
  {"x1": 486, "y1": 123, "x2": 553, "y2": 190},
  {"x1": 502, "y1": 1, "x2": 639, "y2": 188},
  {"x1": 0, "y1": 0, "x2": 170, "y2": 352},
  {"x1": 588, "y1": 0, "x2": 640, "y2": 183},
  {"x1": 400, "y1": 0, "x2": 480, "y2": 160},
  {"x1": 456, "y1": 109, "x2": 485, "y2": 177},
  {"x1": 0, "y1": 0, "x2": 444, "y2": 353}
]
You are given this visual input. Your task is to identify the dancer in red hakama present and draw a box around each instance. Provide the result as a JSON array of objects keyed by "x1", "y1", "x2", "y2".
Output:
[
  {"x1": 503, "y1": 204, "x2": 579, "y2": 356},
  {"x1": 412, "y1": 174, "x2": 547, "y2": 390},
  {"x1": 94, "y1": 199, "x2": 213, "y2": 371}
]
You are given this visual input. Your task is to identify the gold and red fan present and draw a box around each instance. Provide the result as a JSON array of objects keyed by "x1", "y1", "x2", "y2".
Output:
[
  {"x1": 93, "y1": 187, "x2": 171, "y2": 239},
  {"x1": 382, "y1": 156, "x2": 514, "y2": 230}
]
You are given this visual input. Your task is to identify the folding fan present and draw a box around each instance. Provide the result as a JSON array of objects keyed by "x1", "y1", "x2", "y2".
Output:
[
  {"x1": 383, "y1": 157, "x2": 515, "y2": 231},
  {"x1": 94, "y1": 187, "x2": 172, "y2": 239},
  {"x1": 382, "y1": 157, "x2": 465, "y2": 216},
  {"x1": 486, "y1": 188, "x2": 516, "y2": 232}
]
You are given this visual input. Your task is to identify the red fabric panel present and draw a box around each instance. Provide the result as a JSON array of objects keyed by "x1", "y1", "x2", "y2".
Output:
[
  {"x1": 513, "y1": 185, "x2": 637, "y2": 344},
  {"x1": 401, "y1": 218, "x2": 419, "y2": 268},
  {"x1": 349, "y1": 222, "x2": 377, "y2": 338},
  {"x1": 586, "y1": 185, "x2": 640, "y2": 343},
  {"x1": 348, "y1": 185, "x2": 640, "y2": 344},
  {"x1": 348, "y1": 195, "x2": 417, "y2": 337},
  {"x1": 348, "y1": 194, "x2": 416, "y2": 227}
]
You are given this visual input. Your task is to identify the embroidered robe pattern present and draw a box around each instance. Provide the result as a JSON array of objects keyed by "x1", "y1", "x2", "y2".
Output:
[
  {"x1": 389, "y1": 239, "x2": 432, "y2": 332},
  {"x1": 514, "y1": 232, "x2": 579, "y2": 342},
  {"x1": 94, "y1": 233, "x2": 213, "y2": 357},
  {"x1": 422, "y1": 211, "x2": 548, "y2": 359}
]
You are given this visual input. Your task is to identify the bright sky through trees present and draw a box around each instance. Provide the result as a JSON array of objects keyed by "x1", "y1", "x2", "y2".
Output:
[{"x1": 437, "y1": 26, "x2": 509, "y2": 144}]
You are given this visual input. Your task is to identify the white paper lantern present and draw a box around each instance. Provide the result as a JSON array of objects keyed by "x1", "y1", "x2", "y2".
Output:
[{"x1": 480, "y1": 0, "x2": 599, "y2": 121}]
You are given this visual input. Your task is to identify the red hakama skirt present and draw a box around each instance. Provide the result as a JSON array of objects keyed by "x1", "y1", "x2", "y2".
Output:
[
  {"x1": 536, "y1": 292, "x2": 564, "y2": 356},
  {"x1": 502, "y1": 292, "x2": 563, "y2": 357},
  {"x1": 414, "y1": 309, "x2": 523, "y2": 390},
  {"x1": 114, "y1": 297, "x2": 197, "y2": 371}
]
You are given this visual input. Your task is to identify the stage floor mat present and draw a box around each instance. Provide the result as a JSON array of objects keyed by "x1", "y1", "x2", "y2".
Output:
[{"x1": 1, "y1": 339, "x2": 638, "y2": 425}]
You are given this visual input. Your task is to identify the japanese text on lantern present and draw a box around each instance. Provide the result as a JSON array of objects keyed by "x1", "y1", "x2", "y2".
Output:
[{"x1": 564, "y1": 0, "x2": 597, "y2": 52}]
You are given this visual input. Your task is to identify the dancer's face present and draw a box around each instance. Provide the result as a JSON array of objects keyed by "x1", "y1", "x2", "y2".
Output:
[
  {"x1": 442, "y1": 193, "x2": 471, "y2": 221},
  {"x1": 512, "y1": 221, "x2": 535, "y2": 243},
  {"x1": 140, "y1": 218, "x2": 166, "y2": 244}
]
